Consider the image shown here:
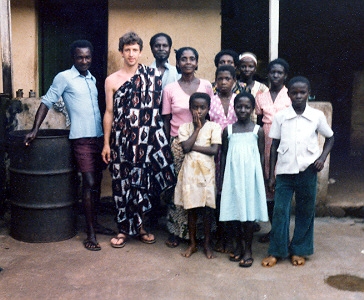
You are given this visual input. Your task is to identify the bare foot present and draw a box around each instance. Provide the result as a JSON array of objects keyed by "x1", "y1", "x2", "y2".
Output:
[
  {"x1": 204, "y1": 247, "x2": 215, "y2": 259},
  {"x1": 261, "y1": 255, "x2": 278, "y2": 267},
  {"x1": 181, "y1": 246, "x2": 198, "y2": 258},
  {"x1": 291, "y1": 255, "x2": 305, "y2": 266}
]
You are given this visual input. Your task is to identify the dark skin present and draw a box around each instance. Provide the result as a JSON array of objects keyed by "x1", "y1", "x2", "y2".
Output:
[
  {"x1": 239, "y1": 58, "x2": 257, "y2": 92},
  {"x1": 24, "y1": 47, "x2": 107, "y2": 250},
  {"x1": 151, "y1": 36, "x2": 171, "y2": 77},
  {"x1": 181, "y1": 97, "x2": 219, "y2": 259},
  {"x1": 268, "y1": 82, "x2": 334, "y2": 192},
  {"x1": 215, "y1": 70, "x2": 236, "y2": 117},
  {"x1": 162, "y1": 49, "x2": 200, "y2": 141},
  {"x1": 257, "y1": 63, "x2": 287, "y2": 126},
  {"x1": 221, "y1": 97, "x2": 265, "y2": 264}
]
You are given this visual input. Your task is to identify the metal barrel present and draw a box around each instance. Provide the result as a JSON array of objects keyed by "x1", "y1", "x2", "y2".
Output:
[{"x1": 8, "y1": 129, "x2": 77, "y2": 242}]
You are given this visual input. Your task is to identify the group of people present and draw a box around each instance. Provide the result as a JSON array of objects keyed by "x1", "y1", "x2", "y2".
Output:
[{"x1": 24, "y1": 31, "x2": 334, "y2": 269}]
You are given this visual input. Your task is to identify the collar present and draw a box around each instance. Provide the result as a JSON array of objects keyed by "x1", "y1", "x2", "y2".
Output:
[
  {"x1": 150, "y1": 60, "x2": 171, "y2": 70},
  {"x1": 70, "y1": 65, "x2": 92, "y2": 79},
  {"x1": 286, "y1": 103, "x2": 315, "y2": 121}
]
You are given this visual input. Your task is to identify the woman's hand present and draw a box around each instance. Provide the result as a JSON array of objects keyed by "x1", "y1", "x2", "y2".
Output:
[{"x1": 101, "y1": 145, "x2": 111, "y2": 164}]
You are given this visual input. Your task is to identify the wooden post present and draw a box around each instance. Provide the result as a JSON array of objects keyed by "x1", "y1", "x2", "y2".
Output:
[
  {"x1": 0, "y1": 0, "x2": 13, "y2": 98},
  {"x1": 269, "y1": 0, "x2": 280, "y2": 62}
]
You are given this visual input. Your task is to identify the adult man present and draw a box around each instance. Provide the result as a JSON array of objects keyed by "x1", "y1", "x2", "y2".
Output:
[
  {"x1": 149, "y1": 32, "x2": 180, "y2": 89},
  {"x1": 102, "y1": 32, "x2": 175, "y2": 248},
  {"x1": 24, "y1": 40, "x2": 115, "y2": 251}
]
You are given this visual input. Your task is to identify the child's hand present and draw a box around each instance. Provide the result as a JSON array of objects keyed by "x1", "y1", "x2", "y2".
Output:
[
  {"x1": 268, "y1": 178, "x2": 276, "y2": 193},
  {"x1": 192, "y1": 111, "x2": 202, "y2": 130},
  {"x1": 313, "y1": 158, "x2": 325, "y2": 172}
]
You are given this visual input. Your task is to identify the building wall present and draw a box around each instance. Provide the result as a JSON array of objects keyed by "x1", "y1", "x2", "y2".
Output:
[
  {"x1": 1, "y1": 0, "x2": 38, "y2": 98},
  {"x1": 107, "y1": 0, "x2": 221, "y2": 81}
]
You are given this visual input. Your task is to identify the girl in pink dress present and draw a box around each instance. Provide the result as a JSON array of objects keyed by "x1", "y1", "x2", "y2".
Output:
[
  {"x1": 255, "y1": 58, "x2": 291, "y2": 243},
  {"x1": 209, "y1": 65, "x2": 237, "y2": 253}
]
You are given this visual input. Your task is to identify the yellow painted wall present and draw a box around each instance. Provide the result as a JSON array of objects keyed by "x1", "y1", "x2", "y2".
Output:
[
  {"x1": 108, "y1": 0, "x2": 221, "y2": 82},
  {"x1": 7, "y1": 0, "x2": 38, "y2": 97}
]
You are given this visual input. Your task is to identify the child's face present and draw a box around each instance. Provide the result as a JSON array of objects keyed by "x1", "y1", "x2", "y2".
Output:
[
  {"x1": 190, "y1": 98, "x2": 209, "y2": 121},
  {"x1": 288, "y1": 82, "x2": 310, "y2": 111},
  {"x1": 234, "y1": 97, "x2": 252, "y2": 121},
  {"x1": 239, "y1": 58, "x2": 256, "y2": 79},
  {"x1": 216, "y1": 71, "x2": 235, "y2": 93}
]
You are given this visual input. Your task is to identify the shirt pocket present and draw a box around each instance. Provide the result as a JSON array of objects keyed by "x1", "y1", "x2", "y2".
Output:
[
  {"x1": 307, "y1": 144, "x2": 319, "y2": 154},
  {"x1": 277, "y1": 145, "x2": 289, "y2": 155},
  {"x1": 277, "y1": 145, "x2": 290, "y2": 164}
]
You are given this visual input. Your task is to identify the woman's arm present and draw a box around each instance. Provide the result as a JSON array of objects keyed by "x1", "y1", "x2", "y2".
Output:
[{"x1": 268, "y1": 138, "x2": 280, "y2": 192}]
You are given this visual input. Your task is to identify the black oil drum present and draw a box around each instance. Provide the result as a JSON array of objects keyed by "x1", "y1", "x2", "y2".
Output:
[{"x1": 8, "y1": 129, "x2": 77, "y2": 242}]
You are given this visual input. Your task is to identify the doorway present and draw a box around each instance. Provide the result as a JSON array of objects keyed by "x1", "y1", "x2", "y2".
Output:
[{"x1": 38, "y1": 0, "x2": 108, "y2": 113}]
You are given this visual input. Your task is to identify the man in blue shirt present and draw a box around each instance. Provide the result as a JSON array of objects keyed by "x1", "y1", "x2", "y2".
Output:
[{"x1": 24, "y1": 40, "x2": 114, "y2": 251}]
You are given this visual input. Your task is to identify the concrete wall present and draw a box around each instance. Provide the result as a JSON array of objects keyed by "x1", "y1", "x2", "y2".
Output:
[
  {"x1": 107, "y1": 0, "x2": 221, "y2": 81},
  {"x1": 0, "y1": 0, "x2": 38, "y2": 97}
]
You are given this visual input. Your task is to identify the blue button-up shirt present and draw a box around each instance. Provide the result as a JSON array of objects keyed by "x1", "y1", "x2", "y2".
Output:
[{"x1": 42, "y1": 65, "x2": 103, "y2": 139}]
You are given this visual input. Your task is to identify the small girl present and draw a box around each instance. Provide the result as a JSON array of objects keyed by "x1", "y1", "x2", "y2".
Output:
[
  {"x1": 220, "y1": 92, "x2": 268, "y2": 267},
  {"x1": 174, "y1": 92, "x2": 221, "y2": 259}
]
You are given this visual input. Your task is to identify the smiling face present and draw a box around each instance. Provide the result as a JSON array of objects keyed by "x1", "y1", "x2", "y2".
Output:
[
  {"x1": 268, "y1": 64, "x2": 287, "y2": 88},
  {"x1": 151, "y1": 36, "x2": 171, "y2": 62},
  {"x1": 177, "y1": 49, "x2": 198, "y2": 74},
  {"x1": 234, "y1": 96, "x2": 253, "y2": 122},
  {"x1": 73, "y1": 47, "x2": 92, "y2": 76},
  {"x1": 121, "y1": 43, "x2": 142, "y2": 67},
  {"x1": 239, "y1": 58, "x2": 257, "y2": 79},
  {"x1": 216, "y1": 70, "x2": 235, "y2": 94},
  {"x1": 288, "y1": 82, "x2": 310, "y2": 113}
]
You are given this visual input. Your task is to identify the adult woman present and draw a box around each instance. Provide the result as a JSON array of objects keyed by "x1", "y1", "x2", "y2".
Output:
[
  {"x1": 162, "y1": 47, "x2": 214, "y2": 247},
  {"x1": 238, "y1": 52, "x2": 269, "y2": 122},
  {"x1": 255, "y1": 58, "x2": 291, "y2": 243}
]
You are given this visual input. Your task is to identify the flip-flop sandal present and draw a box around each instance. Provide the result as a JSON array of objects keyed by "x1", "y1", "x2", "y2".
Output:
[
  {"x1": 139, "y1": 233, "x2": 156, "y2": 244},
  {"x1": 110, "y1": 234, "x2": 127, "y2": 248},
  {"x1": 291, "y1": 255, "x2": 305, "y2": 266},
  {"x1": 83, "y1": 239, "x2": 101, "y2": 251},
  {"x1": 229, "y1": 253, "x2": 242, "y2": 262},
  {"x1": 239, "y1": 257, "x2": 254, "y2": 268},
  {"x1": 261, "y1": 255, "x2": 278, "y2": 267}
]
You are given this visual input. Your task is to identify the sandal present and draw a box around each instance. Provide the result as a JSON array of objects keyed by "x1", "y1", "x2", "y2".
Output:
[
  {"x1": 110, "y1": 233, "x2": 127, "y2": 248},
  {"x1": 139, "y1": 233, "x2": 156, "y2": 244},
  {"x1": 239, "y1": 257, "x2": 254, "y2": 268},
  {"x1": 261, "y1": 255, "x2": 278, "y2": 267},
  {"x1": 83, "y1": 239, "x2": 101, "y2": 251},
  {"x1": 291, "y1": 255, "x2": 305, "y2": 266}
]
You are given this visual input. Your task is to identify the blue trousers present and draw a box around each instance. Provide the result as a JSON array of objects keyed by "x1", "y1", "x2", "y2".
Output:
[{"x1": 268, "y1": 165, "x2": 317, "y2": 258}]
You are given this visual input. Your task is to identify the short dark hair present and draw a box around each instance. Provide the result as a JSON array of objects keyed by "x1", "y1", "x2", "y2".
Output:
[
  {"x1": 70, "y1": 40, "x2": 93, "y2": 57},
  {"x1": 189, "y1": 92, "x2": 211, "y2": 108},
  {"x1": 215, "y1": 65, "x2": 236, "y2": 79},
  {"x1": 267, "y1": 58, "x2": 290, "y2": 74},
  {"x1": 175, "y1": 47, "x2": 199, "y2": 73},
  {"x1": 149, "y1": 33, "x2": 172, "y2": 48},
  {"x1": 119, "y1": 32, "x2": 143, "y2": 51},
  {"x1": 287, "y1": 76, "x2": 311, "y2": 91},
  {"x1": 234, "y1": 91, "x2": 256, "y2": 110},
  {"x1": 214, "y1": 49, "x2": 239, "y2": 67}
]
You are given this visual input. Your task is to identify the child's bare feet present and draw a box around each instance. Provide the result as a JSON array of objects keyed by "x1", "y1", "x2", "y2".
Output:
[
  {"x1": 204, "y1": 246, "x2": 215, "y2": 259},
  {"x1": 181, "y1": 246, "x2": 198, "y2": 258}
]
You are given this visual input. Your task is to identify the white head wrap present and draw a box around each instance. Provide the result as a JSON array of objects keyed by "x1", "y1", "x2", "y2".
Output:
[{"x1": 239, "y1": 52, "x2": 258, "y2": 65}]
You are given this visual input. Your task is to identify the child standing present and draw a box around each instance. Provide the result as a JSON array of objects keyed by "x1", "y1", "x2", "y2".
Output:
[
  {"x1": 174, "y1": 92, "x2": 221, "y2": 259},
  {"x1": 261, "y1": 76, "x2": 334, "y2": 267},
  {"x1": 220, "y1": 92, "x2": 268, "y2": 268}
]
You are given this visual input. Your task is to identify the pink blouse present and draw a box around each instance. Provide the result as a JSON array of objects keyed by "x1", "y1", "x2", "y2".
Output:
[
  {"x1": 162, "y1": 79, "x2": 213, "y2": 137},
  {"x1": 209, "y1": 94, "x2": 237, "y2": 131}
]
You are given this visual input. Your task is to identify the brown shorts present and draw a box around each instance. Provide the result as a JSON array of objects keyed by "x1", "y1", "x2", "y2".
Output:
[{"x1": 71, "y1": 137, "x2": 105, "y2": 173}]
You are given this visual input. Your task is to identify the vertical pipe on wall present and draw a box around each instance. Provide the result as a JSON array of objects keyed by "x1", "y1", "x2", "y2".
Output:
[
  {"x1": 269, "y1": 0, "x2": 279, "y2": 62},
  {"x1": 0, "y1": 0, "x2": 13, "y2": 97}
]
